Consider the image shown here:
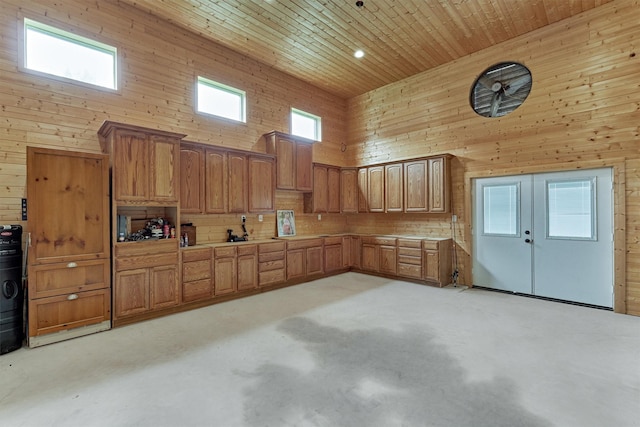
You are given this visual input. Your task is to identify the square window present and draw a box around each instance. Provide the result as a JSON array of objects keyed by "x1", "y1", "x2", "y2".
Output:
[
  {"x1": 196, "y1": 76, "x2": 246, "y2": 123},
  {"x1": 547, "y1": 179, "x2": 596, "y2": 240},
  {"x1": 291, "y1": 108, "x2": 321, "y2": 141},
  {"x1": 24, "y1": 18, "x2": 117, "y2": 90},
  {"x1": 482, "y1": 183, "x2": 519, "y2": 236}
]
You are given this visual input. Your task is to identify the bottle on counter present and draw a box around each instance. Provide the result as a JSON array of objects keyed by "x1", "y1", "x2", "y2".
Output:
[{"x1": 183, "y1": 232, "x2": 189, "y2": 246}]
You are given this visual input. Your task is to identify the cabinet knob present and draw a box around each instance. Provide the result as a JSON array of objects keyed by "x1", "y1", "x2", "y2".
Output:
[
  {"x1": 67, "y1": 294, "x2": 79, "y2": 301},
  {"x1": 67, "y1": 262, "x2": 78, "y2": 268}
]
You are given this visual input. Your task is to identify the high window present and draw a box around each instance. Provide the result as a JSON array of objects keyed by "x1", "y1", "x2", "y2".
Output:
[
  {"x1": 291, "y1": 108, "x2": 321, "y2": 141},
  {"x1": 196, "y1": 76, "x2": 246, "y2": 123},
  {"x1": 23, "y1": 18, "x2": 117, "y2": 90}
]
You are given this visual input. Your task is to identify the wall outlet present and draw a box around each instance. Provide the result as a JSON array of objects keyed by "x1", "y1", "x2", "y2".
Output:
[
  {"x1": 241, "y1": 215, "x2": 246, "y2": 222},
  {"x1": 318, "y1": 214, "x2": 322, "y2": 220},
  {"x1": 452, "y1": 214, "x2": 457, "y2": 222},
  {"x1": 258, "y1": 214, "x2": 263, "y2": 222}
]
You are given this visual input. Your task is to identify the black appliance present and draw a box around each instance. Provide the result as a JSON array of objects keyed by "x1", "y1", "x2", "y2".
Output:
[{"x1": 0, "y1": 225, "x2": 23, "y2": 354}]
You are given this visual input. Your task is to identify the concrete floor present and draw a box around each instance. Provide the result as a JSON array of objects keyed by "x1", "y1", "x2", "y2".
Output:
[{"x1": 1, "y1": 272, "x2": 639, "y2": 427}]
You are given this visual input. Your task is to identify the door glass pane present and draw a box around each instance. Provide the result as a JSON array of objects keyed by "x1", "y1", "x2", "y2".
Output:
[
  {"x1": 547, "y1": 179, "x2": 595, "y2": 239},
  {"x1": 483, "y1": 184, "x2": 519, "y2": 236}
]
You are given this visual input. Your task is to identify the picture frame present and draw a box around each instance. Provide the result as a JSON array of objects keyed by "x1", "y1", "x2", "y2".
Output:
[{"x1": 277, "y1": 210, "x2": 296, "y2": 237}]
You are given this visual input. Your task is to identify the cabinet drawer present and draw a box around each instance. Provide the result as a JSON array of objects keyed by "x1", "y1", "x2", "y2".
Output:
[
  {"x1": 237, "y1": 245, "x2": 257, "y2": 256},
  {"x1": 214, "y1": 246, "x2": 237, "y2": 258},
  {"x1": 398, "y1": 239, "x2": 422, "y2": 248},
  {"x1": 182, "y1": 279, "x2": 212, "y2": 303},
  {"x1": 422, "y1": 240, "x2": 441, "y2": 250},
  {"x1": 115, "y1": 239, "x2": 178, "y2": 257},
  {"x1": 398, "y1": 254, "x2": 422, "y2": 265},
  {"x1": 361, "y1": 236, "x2": 397, "y2": 246},
  {"x1": 323, "y1": 236, "x2": 342, "y2": 245},
  {"x1": 182, "y1": 259, "x2": 211, "y2": 282},
  {"x1": 116, "y1": 252, "x2": 178, "y2": 271},
  {"x1": 259, "y1": 269, "x2": 285, "y2": 286},
  {"x1": 259, "y1": 259, "x2": 285, "y2": 272},
  {"x1": 259, "y1": 251, "x2": 285, "y2": 263},
  {"x1": 29, "y1": 259, "x2": 110, "y2": 299},
  {"x1": 398, "y1": 263, "x2": 422, "y2": 279},
  {"x1": 182, "y1": 247, "x2": 211, "y2": 262},
  {"x1": 398, "y1": 247, "x2": 422, "y2": 257},
  {"x1": 259, "y1": 241, "x2": 285, "y2": 253},
  {"x1": 286, "y1": 238, "x2": 323, "y2": 250},
  {"x1": 28, "y1": 288, "x2": 110, "y2": 337}
]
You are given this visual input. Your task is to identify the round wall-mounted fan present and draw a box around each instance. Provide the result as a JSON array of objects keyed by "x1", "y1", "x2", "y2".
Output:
[{"x1": 470, "y1": 62, "x2": 532, "y2": 118}]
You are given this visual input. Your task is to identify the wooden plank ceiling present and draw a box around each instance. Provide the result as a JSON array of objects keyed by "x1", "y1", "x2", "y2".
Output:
[{"x1": 118, "y1": 0, "x2": 613, "y2": 98}]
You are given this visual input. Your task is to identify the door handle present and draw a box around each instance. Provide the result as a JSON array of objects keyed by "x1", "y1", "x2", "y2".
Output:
[{"x1": 525, "y1": 238, "x2": 532, "y2": 243}]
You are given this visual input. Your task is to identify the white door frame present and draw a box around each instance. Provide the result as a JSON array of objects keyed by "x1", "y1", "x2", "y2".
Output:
[{"x1": 463, "y1": 159, "x2": 626, "y2": 313}]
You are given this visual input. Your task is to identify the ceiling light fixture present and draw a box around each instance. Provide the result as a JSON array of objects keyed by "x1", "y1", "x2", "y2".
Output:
[
  {"x1": 354, "y1": 50, "x2": 365, "y2": 58},
  {"x1": 355, "y1": 1, "x2": 364, "y2": 7}
]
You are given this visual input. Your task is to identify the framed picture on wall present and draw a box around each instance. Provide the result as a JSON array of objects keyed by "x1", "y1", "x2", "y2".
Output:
[{"x1": 277, "y1": 210, "x2": 296, "y2": 237}]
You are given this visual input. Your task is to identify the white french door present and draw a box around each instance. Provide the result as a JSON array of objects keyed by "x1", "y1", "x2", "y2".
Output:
[{"x1": 472, "y1": 168, "x2": 613, "y2": 308}]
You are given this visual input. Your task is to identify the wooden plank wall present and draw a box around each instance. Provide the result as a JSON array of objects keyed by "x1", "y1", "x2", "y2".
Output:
[
  {"x1": 0, "y1": 0, "x2": 347, "y2": 231},
  {"x1": 346, "y1": 0, "x2": 640, "y2": 314}
]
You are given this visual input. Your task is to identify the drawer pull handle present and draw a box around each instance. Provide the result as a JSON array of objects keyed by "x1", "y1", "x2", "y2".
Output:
[
  {"x1": 67, "y1": 294, "x2": 79, "y2": 301},
  {"x1": 67, "y1": 262, "x2": 78, "y2": 268}
]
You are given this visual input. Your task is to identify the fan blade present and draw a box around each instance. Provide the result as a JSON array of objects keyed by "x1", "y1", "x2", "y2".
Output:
[
  {"x1": 504, "y1": 74, "x2": 531, "y2": 96},
  {"x1": 478, "y1": 75, "x2": 495, "y2": 90},
  {"x1": 490, "y1": 91, "x2": 503, "y2": 117}
]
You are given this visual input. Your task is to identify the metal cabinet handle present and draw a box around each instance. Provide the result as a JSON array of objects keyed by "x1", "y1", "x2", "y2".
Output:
[
  {"x1": 67, "y1": 294, "x2": 79, "y2": 301},
  {"x1": 67, "y1": 262, "x2": 78, "y2": 268}
]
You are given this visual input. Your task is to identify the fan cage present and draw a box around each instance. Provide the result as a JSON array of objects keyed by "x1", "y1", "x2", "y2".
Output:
[{"x1": 470, "y1": 62, "x2": 532, "y2": 118}]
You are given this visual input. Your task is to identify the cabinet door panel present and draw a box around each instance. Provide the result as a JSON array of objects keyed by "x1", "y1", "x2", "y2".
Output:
[
  {"x1": 115, "y1": 268, "x2": 150, "y2": 318},
  {"x1": 180, "y1": 146, "x2": 204, "y2": 213},
  {"x1": 237, "y1": 254, "x2": 258, "y2": 291},
  {"x1": 287, "y1": 249, "x2": 305, "y2": 280},
  {"x1": 276, "y1": 137, "x2": 296, "y2": 190},
  {"x1": 296, "y1": 143, "x2": 313, "y2": 191},
  {"x1": 228, "y1": 153, "x2": 248, "y2": 213},
  {"x1": 113, "y1": 131, "x2": 149, "y2": 201},
  {"x1": 150, "y1": 137, "x2": 179, "y2": 202},
  {"x1": 340, "y1": 169, "x2": 358, "y2": 213},
  {"x1": 361, "y1": 244, "x2": 378, "y2": 272},
  {"x1": 327, "y1": 167, "x2": 341, "y2": 213},
  {"x1": 385, "y1": 163, "x2": 403, "y2": 212},
  {"x1": 380, "y1": 245, "x2": 397, "y2": 274},
  {"x1": 183, "y1": 279, "x2": 213, "y2": 303},
  {"x1": 358, "y1": 168, "x2": 369, "y2": 213},
  {"x1": 249, "y1": 155, "x2": 275, "y2": 212},
  {"x1": 428, "y1": 157, "x2": 450, "y2": 213},
  {"x1": 29, "y1": 259, "x2": 110, "y2": 299},
  {"x1": 404, "y1": 160, "x2": 429, "y2": 213},
  {"x1": 424, "y1": 250, "x2": 440, "y2": 282},
  {"x1": 205, "y1": 148, "x2": 228, "y2": 213},
  {"x1": 27, "y1": 148, "x2": 110, "y2": 263},
  {"x1": 306, "y1": 246, "x2": 324, "y2": 275},
  {"x1": 368, "y1": 166, "x2": 385, "y2": 213},
  {"x1": 324, "y1": 244, "x2": 342, "y2": 273},
  {"x1": 214, "y1": 257, "x2": 237, "y2": 295},
  {"x1": 313, "y1": 166, "x2": 328, "y2": 213},
  {"x1": 151, "y1": 265, "x2": 179, "y2": 309}
]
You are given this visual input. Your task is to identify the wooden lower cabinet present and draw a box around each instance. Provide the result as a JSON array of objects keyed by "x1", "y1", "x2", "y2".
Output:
[
  {"x1": 214, "y1": 244, "x2": 258, "y2": 295},
  {"x1": 397, "y1": 239, "x2": 423, "y2": 279},
  {"x1": 258, "y1": 241, "x2": 286, "y2": 287},
  {"x1": 423, "y1": 239, "x2": 453, "y2": 286},
  {"x1": 361, "y1": 236, "x2": 397, "y2": 274},
  {"x1": 113, "y1": 240, "x2": 180, "y2": 324},
  {"x1": 286, "y1": 238, "x2": 323, "y2": 280},
  {"x1": 181, "y1": 247, "x2": 213, "y2": 302},
  {"x1": 324, "y1": 236, "x2": 344, "y2": 273}
]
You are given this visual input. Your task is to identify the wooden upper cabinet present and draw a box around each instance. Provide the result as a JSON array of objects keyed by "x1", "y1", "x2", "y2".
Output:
[
  {"x1": 248, "y1": 154, "x2": 276, "y2": 213},
  {"x1": 98, "y1": 121, "x2": 185, "y2": 204},
  {"x1": 358, "y1": 168, "x2": 369, "y2": 212},
  {"x1": 205, "y1": 148, "x2": 228, "y2": 214},
  {"x1": 404, "y1": 159, "x2": 429, "y2": 213},
  {"x1": 428, "y1": 156, "x2": 451, "y2": 213},
  {"x1": 180, "y1": 144, "x2": 204, "y2": 214},
  {"x1": 327, "y1": 166, "x2": 341, "y2": 213},
  {"x1": 368, "y1": 166, "x2": 385, "y2": 213},
  {"x1": 341, "y1": 168, "x2": 358, "y2": 213},
  {"x1": 264, "y1": 131, "x2": 313, "y2": 191},
  {"x1": 228, "y1": 151, "x2": 248, "y2": 213},
  {"x1": 385, "y1": 163, "x2": 403, "y2": 213}
]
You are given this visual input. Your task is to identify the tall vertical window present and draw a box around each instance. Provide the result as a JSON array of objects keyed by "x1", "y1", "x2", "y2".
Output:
[
  {"x1": 482, "y1": 183, "x2": 519, "y2": 236},
  {"x1": 196, "y1": 76, "x2": 246, "y2": 123},
  {"x1": 291, "y1": 108, "x2": 321, "y2": 141},
  {"x1": 24, "y1": 18, "x2": 117, "y2": 90}
]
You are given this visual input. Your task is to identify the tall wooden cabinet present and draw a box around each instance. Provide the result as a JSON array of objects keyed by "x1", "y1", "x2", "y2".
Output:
[
  {"x1": 340, "y1": 168, "x2": 358, "y2": 213},
  {"x1": 99, "y1": 121, "x2": 184, "y2": 327},
  {"x1": 305, "y1": 164, "x2": 341, "y2": 213},
  {"x1": 264, "y1": 131, "x2": 313, "y2": 192},
  {"x1": 26, "y1": 147, "x2": 111, "y2": 347}
]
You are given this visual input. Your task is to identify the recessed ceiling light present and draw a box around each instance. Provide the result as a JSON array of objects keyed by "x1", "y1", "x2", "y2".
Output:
[{"x1": 354, "y1": 50, "x2": 365, "y2": 59}]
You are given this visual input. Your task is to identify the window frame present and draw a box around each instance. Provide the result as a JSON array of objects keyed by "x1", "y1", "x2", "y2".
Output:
[
  {"x1": 291, "y1": 108, "x2": 322, "y2": 141},
  {"x1": 545, "y1": 177, "x2": 597, "y2": 241},
  {"x1": 196, "y1": 76, "x2": 247, "y2": 124},
  {"x1": 21, "y1": 17, "x2": 119, "y2": 91}
]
